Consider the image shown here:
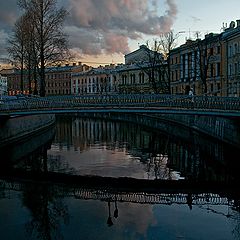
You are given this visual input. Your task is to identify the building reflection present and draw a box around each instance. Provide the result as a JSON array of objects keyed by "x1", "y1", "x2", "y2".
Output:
[{"x1": 53, "y1": 115, "x2": 240, "y2": 183}]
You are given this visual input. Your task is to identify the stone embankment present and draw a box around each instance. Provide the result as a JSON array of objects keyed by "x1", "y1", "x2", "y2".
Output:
[{"x1": 0, "y1": 114, "x2": 56, "y2": 147}]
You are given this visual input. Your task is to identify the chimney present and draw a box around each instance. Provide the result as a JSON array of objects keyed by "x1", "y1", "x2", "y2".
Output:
[{"x1": 236, "y1": 20, "x2": 240, "y2": 28}]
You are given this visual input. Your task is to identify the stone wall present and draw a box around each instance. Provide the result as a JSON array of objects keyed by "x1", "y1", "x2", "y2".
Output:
[{"x1": 0, "y1": 114, "x2": 56, "y2": 147}]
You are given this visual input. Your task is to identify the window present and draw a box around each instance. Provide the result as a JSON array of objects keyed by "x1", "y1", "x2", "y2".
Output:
[
  {"x1": 229, "y1": 46, "x2": 232, "y2": 57},
  {"x1": 139, "y1": 73, "x2": 141, "y2": 83},
  {"x1": 211, "y1": 83, "x2": 213, "y2": 92},
  {"x1": 210, "y1": 64, "x2": 214, "y2": 77},
  {"x1": 216, "y1": 63, "x2": 220, "y2": 76},
  {"x1": 229, "y1": 64, "x2": 232, "y2": 76},
  {"x1": 234, "y1": 43, "x2": 238, "y2": 55},
  {"x1": 235, "y1": 63, "x2": 238, "y2": 75},
  {"x1": 210, "y1": 47, "x2": 213, "y2": 55}
]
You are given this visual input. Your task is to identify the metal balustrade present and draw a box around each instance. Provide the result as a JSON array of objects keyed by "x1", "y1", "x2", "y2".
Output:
[
  {"x1": 0, "y1": 94, "x2": 240, "y2": 116},
  {"x1": 0, "y1": 179, "x2": 237, "y2": 207}
]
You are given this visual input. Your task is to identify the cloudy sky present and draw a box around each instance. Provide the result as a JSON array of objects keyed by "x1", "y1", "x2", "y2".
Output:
[{"x1": 0, "y1": 0, "x2": 240, "y2": 66}]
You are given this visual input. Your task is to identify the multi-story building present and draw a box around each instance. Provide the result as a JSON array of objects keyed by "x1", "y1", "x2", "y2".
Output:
[
  {"x1": 1, "y1": 68, "x2": 31, "y2": 95},
  {"x1": 45, "y1": 63, "x2": 85, "y2": 96},
  {"x1": 170, "y1": 19, "x2": 240, "y2": 97},
  {"x1": 3, "y1": 62, "x2": 89, "y2": 96},
  {"x1": 71, "y1": 65, "x2": 118, "y2": 95},
  {"x1": 119, "y1": 45, "x2": 168, "y2": 94},
  {"x1": 169, "y1": 33, "x2": 222, "y2": 96},
  {"x1": 0, "y1": 74, "x2": 7, "y2": 96},
  {"x1": 221, "y1": 20, "x2": 240, "y2": 97}
]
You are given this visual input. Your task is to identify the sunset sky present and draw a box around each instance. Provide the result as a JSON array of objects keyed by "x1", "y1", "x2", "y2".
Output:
[{"x1": 0, "y1": 0, "x2": 240, "y2": 67}]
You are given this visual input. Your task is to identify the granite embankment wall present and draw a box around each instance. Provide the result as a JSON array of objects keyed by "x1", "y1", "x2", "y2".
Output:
[
  {"x1": 0, "y1": 114, "x2": 56, "y2": 147},
  {"x1": 78, "y1": 112, "x2": 240, "y2": 148},
  {"x1": 155, "y1": 114, "x2": 240, "y2": 147}
]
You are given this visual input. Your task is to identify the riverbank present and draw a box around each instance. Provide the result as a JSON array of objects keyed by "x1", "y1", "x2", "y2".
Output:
[{"x1": 0, "y1": 114, "x2": 56, "y2": 148}]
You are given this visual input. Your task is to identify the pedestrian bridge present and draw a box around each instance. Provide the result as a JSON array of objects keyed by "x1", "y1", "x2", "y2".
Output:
[{"x1": 0, "y1": 94, "x2": 240, "y2": 117}]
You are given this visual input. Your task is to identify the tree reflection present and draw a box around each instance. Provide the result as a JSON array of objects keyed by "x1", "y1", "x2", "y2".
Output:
[
  {"x1": 1, "y1": 131, "x2": 71, "y2": 240},
  {"x1": 22, "y1": 183, "x2": 69, "y2": 240}
]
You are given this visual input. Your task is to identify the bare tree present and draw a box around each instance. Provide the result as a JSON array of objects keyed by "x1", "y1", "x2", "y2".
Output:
[
  {"x1": 8, "y1": 15, "x2": 27, "y2": 93},
  {"x1": 18, "y1": 0, "x2": 70, "y2": 96},
  {"x1": 138, "y1": 31, "x2": 178, "y2": 94},
  {"x1": 159, "y1": 31, "x2": 179, "y2": 93},
  {"x1": 186, "y1": 33, "x2": 221, "y2": 94},
  {"x1": 22, "y1": 12, "x2": 37, "y2": 94},
  {"x1": 196, "y1": 34, "x2": 221, "y2": 94},
  {"x1": 136, "y1": 41, "x2": 166, "y2": 93}
]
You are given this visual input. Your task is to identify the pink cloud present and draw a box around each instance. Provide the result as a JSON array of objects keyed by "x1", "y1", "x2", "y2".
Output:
[{"x1": 66, "y1": 0, "x2": 178, "y2": 56}]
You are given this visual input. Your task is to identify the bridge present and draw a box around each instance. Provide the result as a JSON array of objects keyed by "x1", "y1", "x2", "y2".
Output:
[{"x1": 0, "y1": 94, "x2": 240, "y2": 117}]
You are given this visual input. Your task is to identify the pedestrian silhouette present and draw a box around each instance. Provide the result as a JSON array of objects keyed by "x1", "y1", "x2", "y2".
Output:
[
  {"x1": 114, "y1": 200, "x2": 118, "y2": 218},
  {"x1": 107, "y1": 200, "x2": 113, "y2": 227},
  {"x1": 186, "y1": 193, "x2": 193, "y2": 210}
]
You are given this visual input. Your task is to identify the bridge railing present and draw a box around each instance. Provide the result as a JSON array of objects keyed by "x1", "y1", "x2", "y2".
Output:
[{"x1": 0, "y1": 94, "x2": 240, "y2": 113}]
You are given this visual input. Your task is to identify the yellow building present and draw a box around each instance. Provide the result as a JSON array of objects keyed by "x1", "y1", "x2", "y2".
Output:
[
  {"x1": 169, "y1": 34, "x2": 222, "y2": 96},
  {"x1": 170, "y1": 20, "x2": 240, "y2": 97},
  {"x1": 221, "y1": 20, "x2": 240, "y2": 97}
]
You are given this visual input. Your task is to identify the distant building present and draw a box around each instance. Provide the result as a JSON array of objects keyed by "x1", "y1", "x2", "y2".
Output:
[
  {"x1": 169, "y1": 34, "x2": 222, "y2": 95},
  {"x1": 221, "y1": 20, "x2": 240, "y2": 97},
  {"x1": 71, "y1": 65, "x2": 118, "y2": 95},
  {"x1": 119, "y1": 45, "x2": 168, "y2": 94},
  {"x1": 3, "y1": 62, "x2": 90, "y2": 96},
  {"x1": 0, "y1": 74, "x2": 7, "y2": 96},
  {"x1": 125, "y1": 45, "x2": 154, "y2": 64},
  {"x1": 169, "y1": 19, "x2": 240, "y2": 97},
  {"x1": 2, "y1": 68, "x2": 30, "y2": 95},
  {"x1": 45, "y1": 63, "x2": 83, "y2": 96}
]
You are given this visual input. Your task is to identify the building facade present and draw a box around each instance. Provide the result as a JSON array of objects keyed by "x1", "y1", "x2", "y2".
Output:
[
  {"x1": 221, "y1": 20, "x2": 240, "y2": 97},
  {"x1": 3, "y1": 62, "x2": 89, "y2": 96},
  {"x1": 119, "y1": 45, "x2": 168, "y2": 94},
  {"x1": 0, "y1": 74, "x2": 7, "y2": 96},
  {"x1": 169, "y1": 19, "x2": 240, "y2": 97},
  {"x1": 169, "y1": 34, "x2": 222, "y2": 96},
  {"x1": 71, "y1": 65, "x2": 118, "y2": 95}
]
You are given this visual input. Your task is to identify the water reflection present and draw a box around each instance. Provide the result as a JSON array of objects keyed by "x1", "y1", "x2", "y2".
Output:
[
  {"x1": 0, "y1": 114, "x2": 240, "y2": 240},
  {"x1": 47, "y1": 115, "x2": 240, "y2": 183},
  {"x1": 0, "y1": 179, "x2": 240, "y2": 240}
]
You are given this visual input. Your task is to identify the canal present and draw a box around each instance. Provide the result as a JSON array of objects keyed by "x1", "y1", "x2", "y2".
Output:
[{"x1": 0, "y1": 114, "x2": 240, "y2": 240}]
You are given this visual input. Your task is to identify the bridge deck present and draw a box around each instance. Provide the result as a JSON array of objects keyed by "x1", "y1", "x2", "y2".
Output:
[{"x1": 1, "y1": 94, "x2": 240, "y2": 117}]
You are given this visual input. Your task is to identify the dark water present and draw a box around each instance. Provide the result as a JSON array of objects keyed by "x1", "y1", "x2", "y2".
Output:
[{"x1": 0, "y1": 114, "x2": 240, "y2": 240}]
